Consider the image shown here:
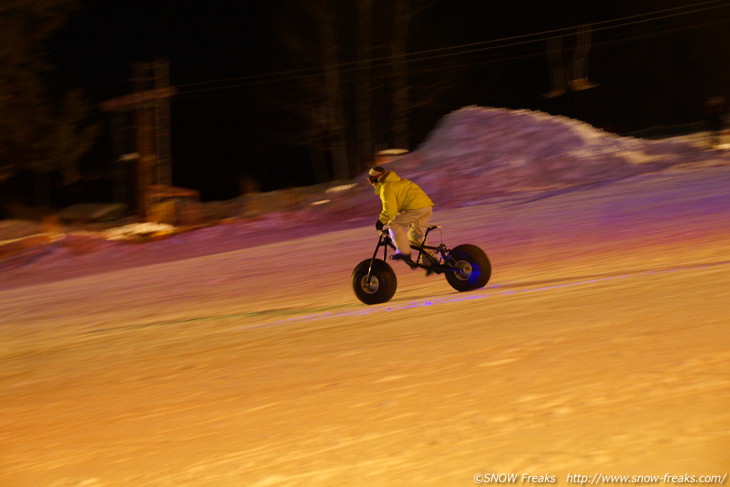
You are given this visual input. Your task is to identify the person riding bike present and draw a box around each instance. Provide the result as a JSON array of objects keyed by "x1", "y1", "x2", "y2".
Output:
[{"x1": 367, "y1": 165, "x2": 434, "y2": 266}]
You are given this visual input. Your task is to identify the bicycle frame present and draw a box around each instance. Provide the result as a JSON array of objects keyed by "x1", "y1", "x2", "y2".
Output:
[
  {"x1": 366, "y1": 226, "x2": 458, "y2": 280},
  {"x1": 354, "y1": 225, "x2": 491, "y2": 304}
]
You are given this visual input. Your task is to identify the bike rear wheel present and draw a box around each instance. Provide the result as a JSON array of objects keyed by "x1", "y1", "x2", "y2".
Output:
[{"x1": 445, "y1": 244, "x2": 491, "y2": 292}]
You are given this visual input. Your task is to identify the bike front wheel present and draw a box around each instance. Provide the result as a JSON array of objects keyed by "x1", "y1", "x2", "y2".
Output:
[{"x1": 352, "y1": 258, "x2": 398, "y2": 304}]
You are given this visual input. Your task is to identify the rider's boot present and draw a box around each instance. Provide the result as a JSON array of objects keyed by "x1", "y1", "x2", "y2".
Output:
[{"x1": 391, "y1": 253, "x2": 417, "y2": 269}]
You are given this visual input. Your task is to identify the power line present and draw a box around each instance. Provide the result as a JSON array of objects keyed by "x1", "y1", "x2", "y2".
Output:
[
  {"x1": 178, "y1": 0, "x2": 727, "y2": 89},
  {"x1": 404, "y1": 16, "x2": 730, "y2": 98},
  {"x1": 175, "y1": 0, "x2": 730, "y2": 98},
  {"x1": 361, "y1": 0, "x2": 730, "y2": 68},
  {"x1": 386, "y1": 2, "x2": 730, "y2": 67}
]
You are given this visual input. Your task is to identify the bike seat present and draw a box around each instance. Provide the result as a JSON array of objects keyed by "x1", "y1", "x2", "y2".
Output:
[{"x1": 426, "y1": 225, "x2": 441, "y2": 231}]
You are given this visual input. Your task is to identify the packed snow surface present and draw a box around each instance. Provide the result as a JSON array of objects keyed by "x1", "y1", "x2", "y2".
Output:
[{"x1": 1, "y1": 107, "x2": 729, "y2": 486}]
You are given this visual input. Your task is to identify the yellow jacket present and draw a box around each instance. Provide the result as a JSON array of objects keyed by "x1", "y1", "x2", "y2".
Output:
[{"x1": 374, "y1": 171, "x2": 434, "y2": 224}]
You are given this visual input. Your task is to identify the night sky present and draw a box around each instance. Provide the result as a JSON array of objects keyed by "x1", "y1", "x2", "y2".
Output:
[{"x1": 49, "y1": 0, "x2": 730, "y2": 201}]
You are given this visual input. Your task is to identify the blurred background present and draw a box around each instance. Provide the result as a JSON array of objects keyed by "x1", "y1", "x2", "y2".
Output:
[{"x1": 1, "y1": 0, "x2": 729, "y2": 218}]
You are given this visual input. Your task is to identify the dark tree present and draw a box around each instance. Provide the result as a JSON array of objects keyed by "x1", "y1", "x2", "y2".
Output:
[{"x1": 0, "y1": 0, "x2": 98, "y2": 205}]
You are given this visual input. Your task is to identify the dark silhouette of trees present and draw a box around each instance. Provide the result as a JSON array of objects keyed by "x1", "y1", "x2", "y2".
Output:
[
  {"x1": 270, "y1": 0, "x2": 438, "y2": 182},
  {"x1": 0, "y1": 0, "x2": 98, "y2": 206}
]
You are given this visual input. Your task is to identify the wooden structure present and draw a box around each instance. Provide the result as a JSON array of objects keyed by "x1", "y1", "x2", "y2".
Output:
[
  {"x1": 101, "y1": 60, "x2": 176, "y2": 220},
  {"x1": 146, "y1": 185, "x2": 201, "y2": 226}
]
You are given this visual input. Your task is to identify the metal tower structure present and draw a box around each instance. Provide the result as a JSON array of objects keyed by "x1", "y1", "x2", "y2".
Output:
[{"x1": 102, "y1": 59, "x2": 175, "y2": 219}]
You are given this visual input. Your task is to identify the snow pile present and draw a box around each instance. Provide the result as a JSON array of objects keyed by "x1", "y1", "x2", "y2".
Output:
[
  {"x1": 223, "y1": 106, "x2": 725, "y2": 225},
  {"x1": 0, "y1": 222, "x2": 177, "y2": 271},
  {"x1": 104, "y1": 222, "x2": 176, "y2": 241},
  {"x1": 0, "y1": 232, "x2": 120, "y2": 273},
  {"x1": 49, "y1": 233, "x2": 119, "y2": 255},
  {"x1": 381, "y1": 106, "x2": 713, "y2": 206},
  {"x1": 0, "y1": 220, "x2": 48, "y2": 245}
]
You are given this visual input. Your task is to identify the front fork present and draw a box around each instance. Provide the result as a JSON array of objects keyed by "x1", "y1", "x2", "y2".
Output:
[{"x1": 366, "y1": 231, "x2": 391, "y2": 282}]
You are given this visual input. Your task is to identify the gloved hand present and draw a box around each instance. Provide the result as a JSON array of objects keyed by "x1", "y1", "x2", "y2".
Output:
[{"x1": 375, "y1": 219, "x2": 384, "y2": 231}]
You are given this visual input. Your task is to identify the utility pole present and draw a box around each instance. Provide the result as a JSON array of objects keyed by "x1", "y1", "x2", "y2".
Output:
[{"x1": 101, "y1": 59, "x2": 175, "y2": 220}]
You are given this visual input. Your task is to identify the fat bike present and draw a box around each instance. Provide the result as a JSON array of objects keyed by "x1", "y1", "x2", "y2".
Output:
[{"x1": 351, "y1": 225, "x2": 491, "y2": 305}]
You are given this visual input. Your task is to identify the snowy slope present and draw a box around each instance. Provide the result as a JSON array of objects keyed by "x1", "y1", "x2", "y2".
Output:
[
  {"x1": 1, "y1": 106, "x2": 728, "y2": 289},
  {"x1": 1, "y1": 107, "x2": 729, "y2": 486}
]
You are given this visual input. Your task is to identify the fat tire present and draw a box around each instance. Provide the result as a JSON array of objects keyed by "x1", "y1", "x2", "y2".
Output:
[
  {"x1": 445, "y1": 244, "x2": 491, "y2": 292},
  {"x1": 352, "y1": 258, "x2": 397, "y2": 305}
]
